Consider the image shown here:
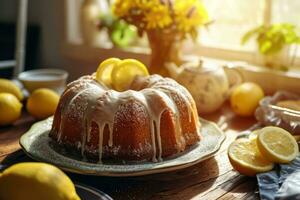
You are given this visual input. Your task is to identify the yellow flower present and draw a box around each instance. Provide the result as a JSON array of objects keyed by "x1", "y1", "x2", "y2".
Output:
[
  {"x1": 113, "y1": 0, "x2": 208, "y2": 34},
  {"x1": 113, "y1": 0, "x2": 160, "y2": 17},
  {"x1": 144, "y1": 3, "x2": 172, "y2": 29},
  {"x1": 134, "y1": 0, "x2": 160, "y2": 10},
  {"x1": 113, "y1": 0, "x2": 136, "y2": 17},
  {"x1": 174, "y1": 0, "x2": 208, "y2": 32}
]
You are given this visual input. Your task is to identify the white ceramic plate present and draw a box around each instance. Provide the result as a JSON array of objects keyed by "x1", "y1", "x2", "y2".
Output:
[{"x1": 20, "y1": 117, "x2": 225, "y2": 177}]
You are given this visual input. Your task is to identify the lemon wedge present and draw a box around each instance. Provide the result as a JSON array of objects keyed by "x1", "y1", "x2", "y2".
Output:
[
  {"x1": 111, "y1": 59, "x2": 149, "y2": 91},
  {"x1": 257, "y1": 126, "x2": 299, "y2": 163},
  {"x1": 96, "y1": 58, "x2": 121, "y2": 87},
  {"x1": 228, "y1": 138, "x2": 274, "y2": 176}
]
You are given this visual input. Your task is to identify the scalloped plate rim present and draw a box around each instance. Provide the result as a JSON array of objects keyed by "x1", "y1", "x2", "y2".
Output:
[{"x1": 20, "y1": 117, "x2": 225, "y2": 177}]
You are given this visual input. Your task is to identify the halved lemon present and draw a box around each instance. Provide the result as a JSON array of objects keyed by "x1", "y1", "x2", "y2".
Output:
[
  {"x1": 96, "y1": 58, "x2": 121, "y2": 87},
  {"x1": 257, "y1": 126, "x2": 299, "y2": 163},
  {"x1": 228, "y1": 138, "x2": 274, "y2": 176},
  {"x1": 249, "y1": 129, "x2": 261, "y2": 141},
  {"x1": 294, "y1": 135, "x2": 300, "y2": 142},
  {"x1": 249, "y1": 129, "x2": 300, "y2": 142},
  {"x1": 111, "y1": 59, "x2": 149, "y2": 91}
]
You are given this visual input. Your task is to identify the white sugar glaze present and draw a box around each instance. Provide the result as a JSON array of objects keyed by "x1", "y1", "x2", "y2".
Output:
[{"x1": 56, "y1": 75, "x2": 199, "y2": 162}]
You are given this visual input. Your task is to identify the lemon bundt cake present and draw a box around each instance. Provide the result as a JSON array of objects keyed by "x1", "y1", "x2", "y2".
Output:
[{"x1": 49, "y1": 74, "x2": 201, "y2": 162}]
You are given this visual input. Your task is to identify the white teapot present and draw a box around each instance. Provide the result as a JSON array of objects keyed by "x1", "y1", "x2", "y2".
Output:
[{"x1": 166, "y1": 59, "x2": 242, "y2": 114}]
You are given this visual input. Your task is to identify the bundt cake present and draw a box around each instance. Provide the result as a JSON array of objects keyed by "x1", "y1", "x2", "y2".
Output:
[{"x1": 49, "y1": 74, "x2": 201, "y2": 162}]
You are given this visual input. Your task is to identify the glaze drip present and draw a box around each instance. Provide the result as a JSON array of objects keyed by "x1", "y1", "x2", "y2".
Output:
[{"x1": 55, "y1": 75, "x2": 199, "y2": 162}]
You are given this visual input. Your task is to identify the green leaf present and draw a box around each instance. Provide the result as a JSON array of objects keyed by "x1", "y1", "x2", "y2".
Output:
[
  {"x1": 244, "y1": 23, "x2": 300, "y2": 55},
  {"x1": 241, "y1": 26, "x2": 264, "y2": 45},
  {"x1": 259, "y1": 40, "x2": 272, "y2": 54}
]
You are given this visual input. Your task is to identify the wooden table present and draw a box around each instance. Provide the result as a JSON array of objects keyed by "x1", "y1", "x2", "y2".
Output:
[{"x1": 0, "y1": 104, "x2": 259, "y2": 200}]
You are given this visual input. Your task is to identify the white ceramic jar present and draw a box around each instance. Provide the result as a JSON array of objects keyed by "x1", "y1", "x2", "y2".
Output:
[{"x1": 166, "y1": 60, "x2": 242, "y2": 114}]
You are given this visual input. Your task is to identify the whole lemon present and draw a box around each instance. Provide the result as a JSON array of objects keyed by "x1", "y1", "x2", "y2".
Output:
[
  {"x1": 230, "y1": 82, "x2": 264, "y2": 117},
  {"x1": 0, "y1": 93, "x2": 22, "y2": 125},
  {"x1": 27, "y1": 88, "x2": 60, "y2": 119},
  {"x1": 0, "y1": 162, "x2": 80, "y2": 200},
  {"x1": 0, "y1": 78, "x2": 23, "y2": 101}
]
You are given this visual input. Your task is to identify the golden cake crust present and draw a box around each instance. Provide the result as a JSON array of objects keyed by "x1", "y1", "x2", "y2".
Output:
[{"x1": 50, "y1": 75, "x2": 201, "y2": 162}]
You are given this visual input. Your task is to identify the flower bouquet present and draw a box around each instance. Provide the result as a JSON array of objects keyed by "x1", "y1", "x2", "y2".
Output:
[{"x1": 113, "y1": 0, "x2": 208, "y2": 75}]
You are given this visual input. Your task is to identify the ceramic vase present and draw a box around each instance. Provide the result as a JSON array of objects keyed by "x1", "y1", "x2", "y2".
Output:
[{"x1": 147, "y1": 30, "x2": 182, "y2": 76}]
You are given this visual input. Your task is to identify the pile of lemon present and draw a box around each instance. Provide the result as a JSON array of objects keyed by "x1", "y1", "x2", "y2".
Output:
[
  {"x1": 228, "y1": 126, "x2": 299, "y2": 176},
  {"x1": 0, "y1": 78, "x2": 59, "y2": 126}
]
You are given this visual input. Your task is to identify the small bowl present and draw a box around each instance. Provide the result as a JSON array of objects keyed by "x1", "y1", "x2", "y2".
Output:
[{"x1": 18, "y1": 69, "x2": 68, "y2": 94}]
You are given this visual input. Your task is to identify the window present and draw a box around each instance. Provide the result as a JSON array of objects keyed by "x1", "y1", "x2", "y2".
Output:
[
  {"x1": 192, "y1": 0, "x2": 300, "y2": 66},
  {"x1": 63, "y1": 0, "x2": 300, "y2": 67},
  {"x1": 199, "y1": 0, "x2": 264, "y2": 51},
  {"x1": 271, "y1": 0, "x2": 300, "y2": 58},
  {"x1": 272, "y1": 0, "x2": 300, "y2": 26}
]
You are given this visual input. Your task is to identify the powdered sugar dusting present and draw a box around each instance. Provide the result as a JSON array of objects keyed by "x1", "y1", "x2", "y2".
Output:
[{"x1": 55, "y1": 74, "x2": 200, "y2": 162}]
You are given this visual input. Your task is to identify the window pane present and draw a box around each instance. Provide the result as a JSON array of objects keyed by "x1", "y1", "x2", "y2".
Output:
[
  {"x1": 272, "y1": 0, "x2": 300, "y2": 57},
  {"x1": 272, "y1": 0, "x2": 300, "y2": 26},
  {"x1": 199, "y1": 0, "x2": 265, "y2": 51}
]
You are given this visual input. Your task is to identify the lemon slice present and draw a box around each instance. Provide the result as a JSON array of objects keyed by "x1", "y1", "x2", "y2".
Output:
[
  {"x1": 228, "y1": 138, "x2": 274, "y2": 176},
  {"x1": 257, "y1": 126, "x2": 299, "y2": 163},
  {"x1": 96, "y1": 58, "x2": 121, "y2": 87},
  {"x1": 111, "y1": 59, "x2": 149, "y2": 91}
]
